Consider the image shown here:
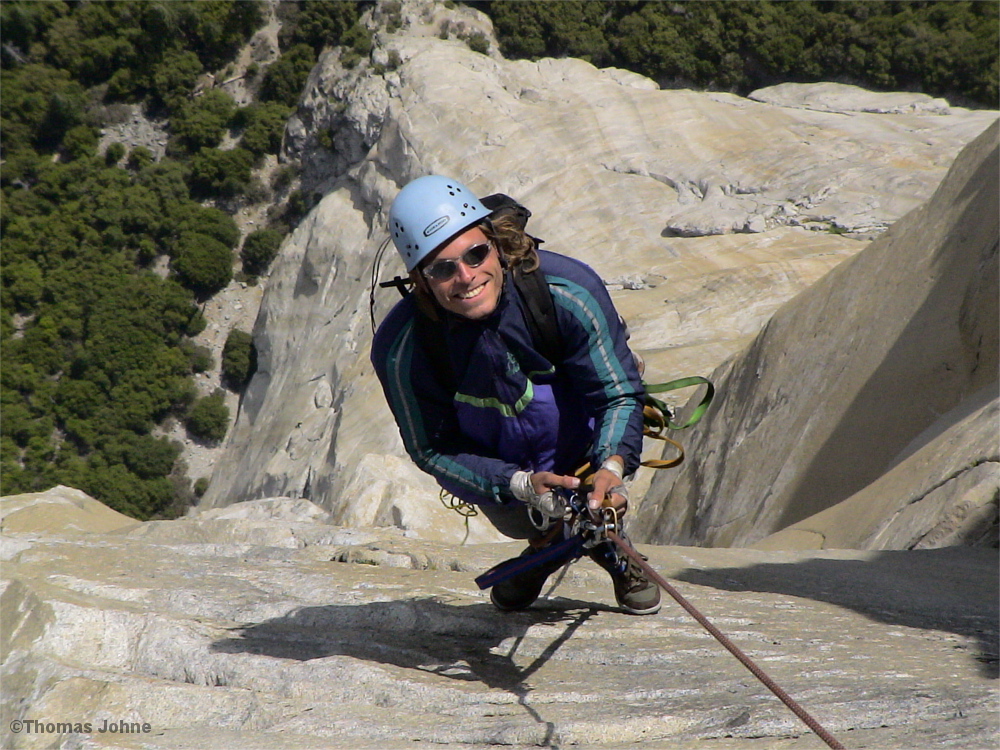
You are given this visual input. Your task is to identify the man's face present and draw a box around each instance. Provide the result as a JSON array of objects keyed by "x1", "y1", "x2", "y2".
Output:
[{"x1": 421, "y1": 226, "x2": 503, "y2": 320}]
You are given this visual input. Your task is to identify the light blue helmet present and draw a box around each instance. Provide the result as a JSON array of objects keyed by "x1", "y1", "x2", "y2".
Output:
[{"x1": 388, "y1": 175, "x2": 493, "y2": 271}]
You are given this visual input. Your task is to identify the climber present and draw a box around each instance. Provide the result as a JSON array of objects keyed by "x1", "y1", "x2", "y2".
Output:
[{"x1": 371, "y1": 175, "x2": 660, "y2": 615}]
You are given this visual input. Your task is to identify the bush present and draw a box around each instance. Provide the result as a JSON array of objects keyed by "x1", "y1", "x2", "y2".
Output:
[
  {"x1": 127, "y1": 146, "x2": 154, "y2": 171},
  {"x1": 463, "y1": 30, "x2": 490, "y2": 56},
  {"x1": 171, "y1": 231, "x2": 233, "y2": 297},
  {"x1": 186, "y1": 390, "x2": 229, "y2": 443},
  {"x1": 240, "y1": 227, "x2": 283, "y2": 277},
  {"x1": 150, "y1": 49, "x2": 204, "y2": 111},
  {"x1": 259, "y1": 44, "x2": 316, "y2": 107},
  {"x1": 173, "y1": 204, "x2": 240, "y2": 249},
  {"x1": 61, "y1": 125, "x2": 98, "y2": 160},
  {"x1": 183, "y1": 340, "x2": 213, "y2": 373},
  {"x1": 237, "y1": 101, "x2": 291, "y2": 156},
  {"x1": 170, "y1": 89, "x2": 237, "y2": 152},
  {"x1": 221, "y1": 328, "x2": 255, "y2": 390},
  {"x1": 121, "y1": 434, "x2": 181, "y2": 480},
  {"x1": 104, "y1": 141, "x2": 126, "y2": 166},
  {"x1": 187, "y1": 146, "x2": 255, "y2": 198}
]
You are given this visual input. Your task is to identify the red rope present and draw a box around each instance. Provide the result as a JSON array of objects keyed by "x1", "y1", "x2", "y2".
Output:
[{"x1": 607, "y1": 531, "x2": 846, "y2": 750}]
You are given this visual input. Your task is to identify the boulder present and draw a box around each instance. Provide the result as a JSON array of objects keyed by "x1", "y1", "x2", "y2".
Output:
[
  {"x1": 2, "y1": 488, "x2": 996, "y2": 749},
  {"x1": 635, "y1": 122, "x2": 999, "y2": 549},
  {"x1": 0, "y1": 486, "x2": 140, "y2": 536},
  {"x1": 749, "y1": 82, "x2": 954, "y2": 115}
]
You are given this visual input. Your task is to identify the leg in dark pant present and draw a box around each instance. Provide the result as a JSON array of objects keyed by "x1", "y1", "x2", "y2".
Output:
[{"x1": 476, "y1": 501, "x2": 570, "y2": 611}]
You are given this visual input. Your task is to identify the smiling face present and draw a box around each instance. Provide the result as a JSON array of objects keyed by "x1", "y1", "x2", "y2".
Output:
[{"x1": 419, "y1": 226, "x2": 503, "y2": 320}]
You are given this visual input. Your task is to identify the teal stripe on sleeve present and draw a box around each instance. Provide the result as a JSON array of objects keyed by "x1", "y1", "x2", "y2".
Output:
[{"x1": 549, "y1": 278, "x2": 635, "y2": 459}]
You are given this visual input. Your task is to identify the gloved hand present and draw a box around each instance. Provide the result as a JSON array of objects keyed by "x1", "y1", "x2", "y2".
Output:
[{"x1": 510, "y1": 470, "x2": 578, "y2": 518}]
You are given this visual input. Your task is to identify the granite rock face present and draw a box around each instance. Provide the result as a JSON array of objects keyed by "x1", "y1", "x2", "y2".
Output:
[
  {"x1": 636, "y1": 123, "x2": 999, "y2": 550},
  {"x1": 198, "y1": 3, "x2": 998, "y2": 543},
  {"x1": 2, "y1": 487, "x2": 997, "y2": 749}
]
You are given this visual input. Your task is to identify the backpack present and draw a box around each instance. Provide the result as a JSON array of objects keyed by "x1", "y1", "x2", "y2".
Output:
[{"x1": 375, "y1": 193, "x2": 713, "y2": 473}]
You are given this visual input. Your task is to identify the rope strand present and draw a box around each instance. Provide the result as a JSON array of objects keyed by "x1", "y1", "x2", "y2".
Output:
[{"x1": 607, "y1": 531, "x2": 846, "y2": 750}]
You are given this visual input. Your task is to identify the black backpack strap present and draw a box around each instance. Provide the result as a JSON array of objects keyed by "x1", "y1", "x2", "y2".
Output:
[
  {"x1": 513, "y1": 265, "x2": 562, "y2": 366},
  {"x1": 414, "y1": 311, "x2": 457, "y2": 394}
]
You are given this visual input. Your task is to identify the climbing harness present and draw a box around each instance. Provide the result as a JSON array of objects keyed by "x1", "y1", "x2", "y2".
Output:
[{"x1": 476, "y1": 487, "x2": 846, "y2": 750}]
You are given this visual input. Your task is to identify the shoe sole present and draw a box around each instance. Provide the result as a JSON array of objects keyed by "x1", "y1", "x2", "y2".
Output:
[
  {"x1": 490, "y1": 588, "x2": 534, "y2": 612},
  {"x1": 618, "y1": 600, "x2": 662, "y2": 615}
]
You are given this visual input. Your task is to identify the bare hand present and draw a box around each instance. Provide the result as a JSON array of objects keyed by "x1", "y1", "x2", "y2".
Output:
[
  {"x1": 588, "y1": 467, "x2": 628, "y2": 516},
  {"x1": 529, "y1": 471, "x2": 581, "y2": 496}
]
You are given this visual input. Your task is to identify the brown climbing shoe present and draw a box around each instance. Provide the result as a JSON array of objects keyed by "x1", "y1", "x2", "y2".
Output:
[{"x1": 588, "y1": 541, "x2": 661, "y2": 615}]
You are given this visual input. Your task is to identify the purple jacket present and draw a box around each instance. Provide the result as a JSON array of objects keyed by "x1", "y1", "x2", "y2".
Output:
[{"x1": 371, "y1": 249, "x2": 645, "y2": 505}]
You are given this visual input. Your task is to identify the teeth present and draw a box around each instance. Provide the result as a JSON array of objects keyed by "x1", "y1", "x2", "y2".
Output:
[{"x1": 459, "y1": 283, "x2": 485, "y2": 299}]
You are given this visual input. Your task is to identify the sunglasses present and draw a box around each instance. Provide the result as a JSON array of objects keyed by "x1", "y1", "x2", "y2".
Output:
[{"x1": 421, "y1": 242, "x2": 493, "y2": 281}]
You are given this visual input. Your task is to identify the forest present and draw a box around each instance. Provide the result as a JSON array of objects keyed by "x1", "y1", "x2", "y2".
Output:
[
  {"x1": 479, "y1": 1, "x2": 998, "y2": 107},
  {"x1": 0, "y1": 0, "x2": 367, "y2": 517},
  {"x1": 1, "y1": 1, "x2": 996, "y2": 520}
]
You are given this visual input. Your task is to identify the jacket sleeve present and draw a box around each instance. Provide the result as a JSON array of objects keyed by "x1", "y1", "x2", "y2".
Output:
[
  {"x1": 371, "y1": 316, "x2": 522, "y2": 505},
  {"x1": 548, "y1": 270, "x2": 646, "y2": 476}
]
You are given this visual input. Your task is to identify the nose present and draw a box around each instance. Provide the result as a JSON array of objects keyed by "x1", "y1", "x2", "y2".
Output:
[{"x1": 454, "y1": 257, "x2": 476, "y2": 284}]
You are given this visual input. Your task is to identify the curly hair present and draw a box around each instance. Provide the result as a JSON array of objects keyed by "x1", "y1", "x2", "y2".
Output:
[{"x1": 483, "y1": 213, "x2": 539, "y2": 272}]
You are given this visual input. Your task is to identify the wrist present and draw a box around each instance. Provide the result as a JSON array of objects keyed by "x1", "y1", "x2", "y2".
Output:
[
  {"x1": 510, "y1": 470, "x2": 535, "y2": 504},
  {"x1": 599, "y1": 457, "x2": 624, "y2": 480}
]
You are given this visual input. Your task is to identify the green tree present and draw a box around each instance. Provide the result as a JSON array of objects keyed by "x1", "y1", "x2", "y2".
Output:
[
  {"x1": 60, "y1": 124, "x2": 98, "y2": 161},
  {"x1": 104, "y1": 141, "x2": 126, "y2": 166},
  {"x1": 221, "y1": 328, "x2": 255, "y2": 390},
  {"x1": 277, "y1": 1, "x2": 366, "y2": 54},
  {"x1": 187, "y1": 146, "x2": 255, "y2": 198},
  {"x1": 186, "y1": 390, "x2": 229, "y2": 443},
  {"x1": 259, "y1": 43, "x2": 316, "y2": 107},
  {"x1": 170, "y1": 89, "x2": 237, "y2": 152},
  {"x1": 236, "y1": 101, "x2": 291, "y2": 156},
  {"x1": 172, "y1": 204, "x2": 240, "y2": 249},
  {"x1": 482, "y1": 0, "x2": 998, "y2": 107},
  {"x1": 0, "y1": 0, "x2": 272, "y2": 520},
  {"x1": 0, "y1": 64, "x2": 88, "y2": 154},
  {"x1": 240, "y1": 227, "x2": 283, "y2": 277},
  {"x1": 127, "y1": 146, "x2": 154, "y2": 171},
  {"x1": 170, "y1": 231, "x2": 233, "y2": 298},
  {"x1": 150, "y1": 49, "x2": 203, "y2": 111}
]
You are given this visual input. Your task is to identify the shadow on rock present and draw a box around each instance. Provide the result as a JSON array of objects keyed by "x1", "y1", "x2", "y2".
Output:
[
  {"x1": 211, "y1": 595, "x2": 613, "y2": 746},
  {"x1": 674, "y1": 547, "x2": 999, "y2": 678}
]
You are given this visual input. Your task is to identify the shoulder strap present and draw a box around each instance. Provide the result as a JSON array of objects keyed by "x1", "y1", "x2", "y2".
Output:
[
  {"x1": 413, "y1": 311, "x2": 456, "y2": 394},
  {"x1": 480, "y1": 192, "x2": 561, "y2": 362},
  {"x1": 512, "y1": 265, "x2": 562, "y2": 366}
]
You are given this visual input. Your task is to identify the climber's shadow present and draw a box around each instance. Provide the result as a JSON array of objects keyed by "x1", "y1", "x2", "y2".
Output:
[{"x1": 211, "y1": 595, "x2": 610, "y2": 693}]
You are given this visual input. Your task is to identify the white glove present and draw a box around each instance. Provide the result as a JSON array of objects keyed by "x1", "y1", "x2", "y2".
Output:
[{"x1": 510, "y1": 471, "x2": 567, "y2": 519}]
